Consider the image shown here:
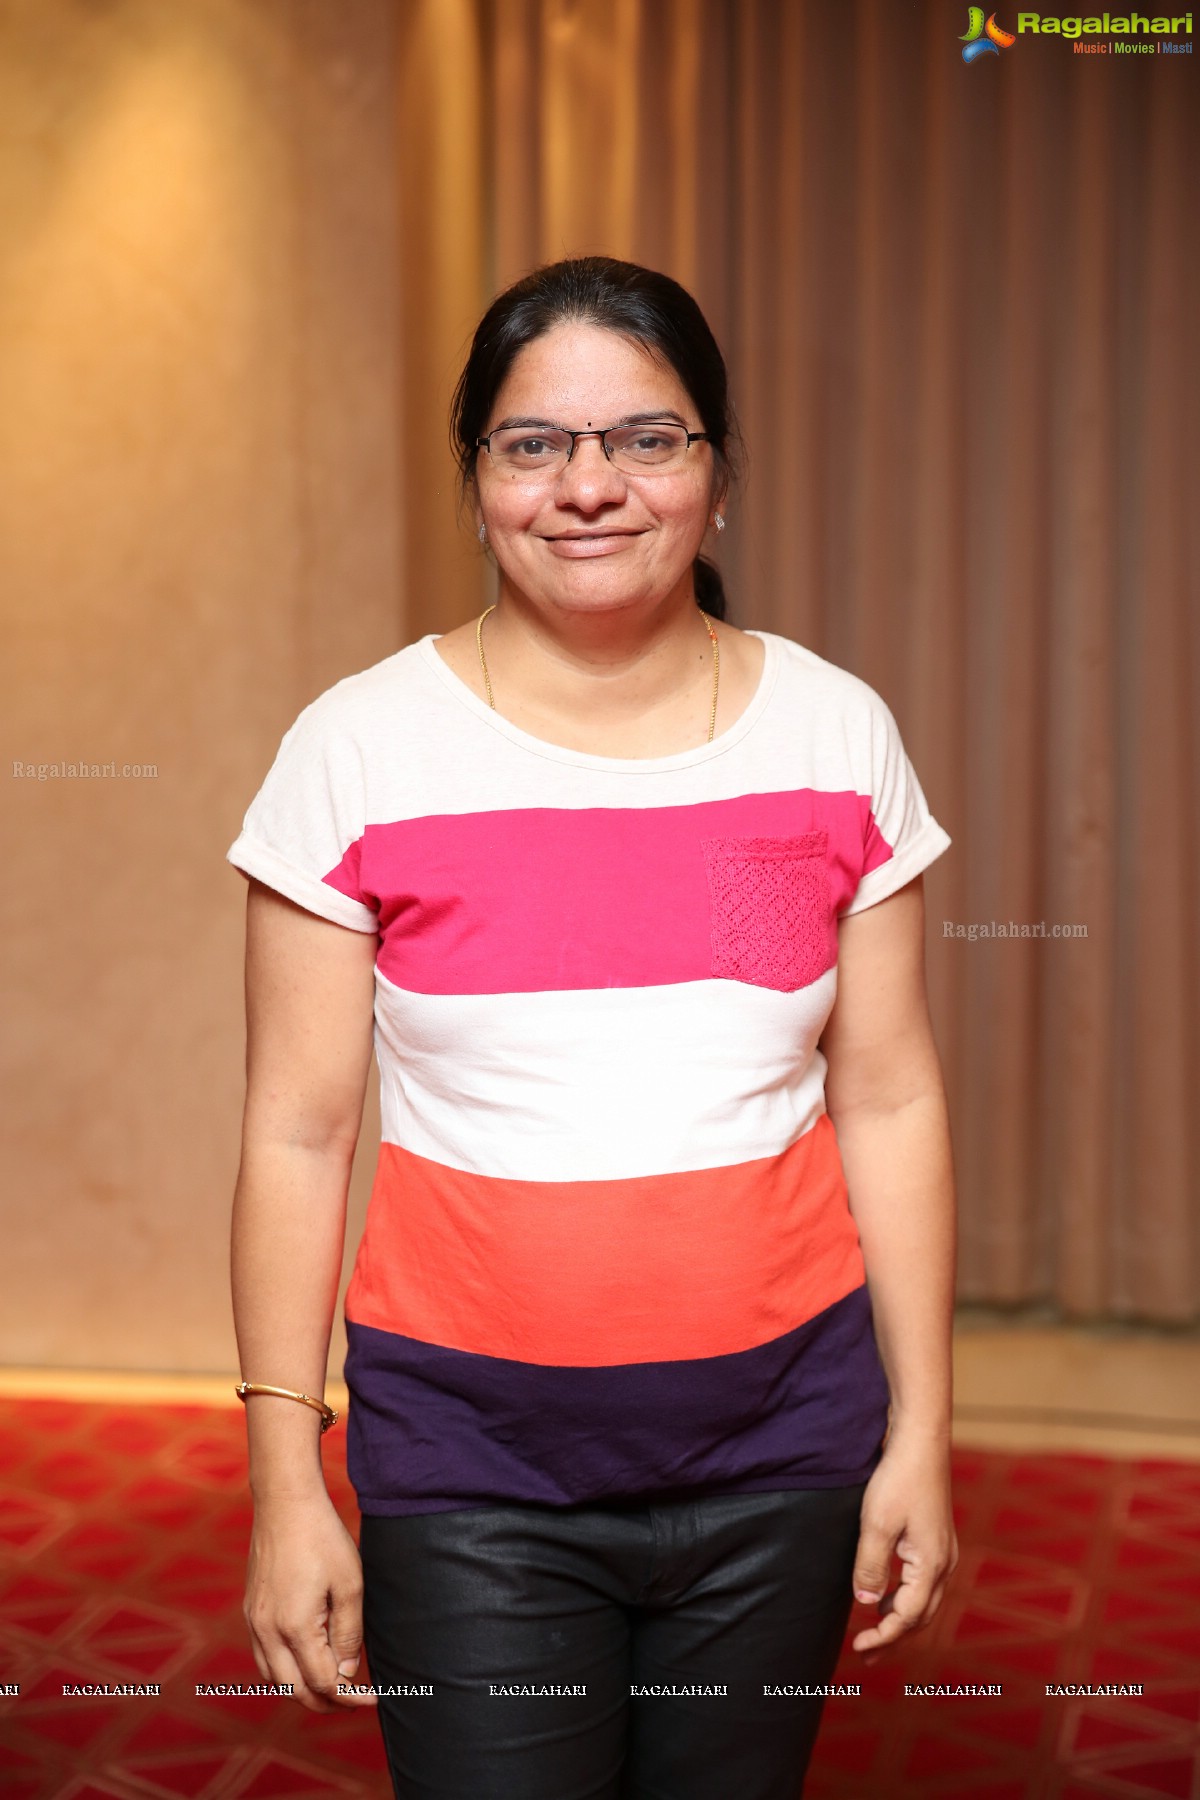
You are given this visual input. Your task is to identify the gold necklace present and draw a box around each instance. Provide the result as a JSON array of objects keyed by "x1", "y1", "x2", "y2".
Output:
[{"x1": 475, "y1": 604, "x2": 721, "y2": 743}]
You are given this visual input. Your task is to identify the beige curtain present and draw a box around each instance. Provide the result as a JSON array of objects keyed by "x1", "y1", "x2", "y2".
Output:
[{"x1": 396, "y1": 0, "x2": 1199, "y2": 1322}]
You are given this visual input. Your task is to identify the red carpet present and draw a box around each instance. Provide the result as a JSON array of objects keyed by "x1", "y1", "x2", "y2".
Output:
[{"x1": 0, "y1": 1398, "x2": 1197, "y2": 1798}]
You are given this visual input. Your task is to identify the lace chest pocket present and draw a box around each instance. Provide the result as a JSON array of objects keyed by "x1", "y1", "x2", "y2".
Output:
[{"x1": 701, "y1": 831, "x2": 836, "y2": 994}]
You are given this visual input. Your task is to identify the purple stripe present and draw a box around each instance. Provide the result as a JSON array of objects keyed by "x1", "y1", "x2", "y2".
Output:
[{"x1": 344, "y1": 1284, "x2": 889, "y2": 1517}]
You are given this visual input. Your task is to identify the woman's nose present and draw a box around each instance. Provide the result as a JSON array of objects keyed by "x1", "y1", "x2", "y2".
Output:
[{"x1": 554, "y1": 436, "x2": 627, "y2": 506}]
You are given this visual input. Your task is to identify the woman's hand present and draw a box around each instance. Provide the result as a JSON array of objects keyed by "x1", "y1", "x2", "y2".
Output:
[
  {"x1": 849, "y1": 1428, "x2": 958, "y2": 1654},
  {"x1": 243, "y1": 1490, "x2": 379, "y2": 1712}
]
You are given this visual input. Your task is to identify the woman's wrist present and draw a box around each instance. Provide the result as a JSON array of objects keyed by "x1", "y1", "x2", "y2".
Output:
[
  {"x1": 241, "y1": 1386, "x2": 332, "y2": 1504},
  {"x1": 250, "y1": 1472, "x2": 334, "y2": 1509},
  {"x1": 883, "y1": 1408, "x2": 953, "y2": 1449}
]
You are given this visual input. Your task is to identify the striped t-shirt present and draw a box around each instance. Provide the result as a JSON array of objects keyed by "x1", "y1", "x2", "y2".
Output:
[{"x1": 227, "y1": 627, "x2": 952, "y2": 1518}]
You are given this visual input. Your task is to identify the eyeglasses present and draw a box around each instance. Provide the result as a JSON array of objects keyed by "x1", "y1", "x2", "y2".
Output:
[{"x1": 475, "y1": 421, "x2": 710, "y2": 478}]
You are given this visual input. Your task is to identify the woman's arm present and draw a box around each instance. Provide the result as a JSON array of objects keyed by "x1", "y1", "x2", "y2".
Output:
[
  {"x1": 231, "y1": 878, "x2": 379, "y2": 1711},
  {"x1": 818, "y1": 872, "x2": 959, "y2": 1654}
]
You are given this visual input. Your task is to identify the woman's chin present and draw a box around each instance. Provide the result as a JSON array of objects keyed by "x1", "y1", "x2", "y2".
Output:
[{"x1": 502, "y1": 564, "x2": 689, "y2": 619}]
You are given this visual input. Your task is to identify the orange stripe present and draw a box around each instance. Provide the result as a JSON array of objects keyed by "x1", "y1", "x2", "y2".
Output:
[{"x1": 345, "y1": 1116, "x2": 867, "y2": 1366}]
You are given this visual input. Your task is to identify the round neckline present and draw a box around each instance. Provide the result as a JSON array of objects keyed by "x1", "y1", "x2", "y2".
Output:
[{"x1": 416, "y1": 628, "x2": 780, "y2": 773}]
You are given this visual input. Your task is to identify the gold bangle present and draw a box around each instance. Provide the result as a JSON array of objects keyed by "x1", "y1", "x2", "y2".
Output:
[{"x1": 234, "y1": 1381, "x2": 338, "y2": 1434}]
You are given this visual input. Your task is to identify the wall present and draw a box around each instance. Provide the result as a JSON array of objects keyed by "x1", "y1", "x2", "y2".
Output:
[{"x1": 0, "y1": 0, "x2": 403, "y2": 1371}]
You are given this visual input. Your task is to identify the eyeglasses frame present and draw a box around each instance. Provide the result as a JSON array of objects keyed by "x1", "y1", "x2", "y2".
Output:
[{"x1": 474, "y1": 421, "x2": 711, "y2": 469}]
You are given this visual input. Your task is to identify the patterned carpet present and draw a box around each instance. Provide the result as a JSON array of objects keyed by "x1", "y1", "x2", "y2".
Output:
[{"x1": 0, "y1": 1398, "x2": 1197, "y2": 1799}]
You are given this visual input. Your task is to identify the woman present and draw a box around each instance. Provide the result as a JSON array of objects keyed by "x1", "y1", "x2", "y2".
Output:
[{"x1": 227, "y1": 255, "x2": 958, "y2": 1800}]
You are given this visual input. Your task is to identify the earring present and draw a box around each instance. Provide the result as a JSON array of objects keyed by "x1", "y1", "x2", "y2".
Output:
[
  {"x1": 478, "y1": 522, "x2": 487, "y2": 544},
  {"x1": 714, "y1": 512, "x2": 725, "y2": 533}
]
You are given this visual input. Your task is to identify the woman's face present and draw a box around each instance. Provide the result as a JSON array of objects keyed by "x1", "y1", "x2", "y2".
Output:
[{"x1": 473, "y1": 321, "x2": 721, "y2": 622}]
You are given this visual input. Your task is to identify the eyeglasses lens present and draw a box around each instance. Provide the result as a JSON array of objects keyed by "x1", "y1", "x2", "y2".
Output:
[{"x1": 487, "y1": 424, "x2": 692, "y2": 476}]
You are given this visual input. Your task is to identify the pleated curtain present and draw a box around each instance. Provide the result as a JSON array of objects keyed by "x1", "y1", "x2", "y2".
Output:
[{"x1": 394, "y1": 0, "x2": 1199, "y2": 1321}]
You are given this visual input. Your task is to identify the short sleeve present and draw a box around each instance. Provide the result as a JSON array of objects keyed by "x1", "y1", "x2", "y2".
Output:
[
  {"x1": 838, "y1": 689, "x2": 952, "y2": 917},
  {"x1": 226, "y1": 694, "x2": 380, "y2": 934}
]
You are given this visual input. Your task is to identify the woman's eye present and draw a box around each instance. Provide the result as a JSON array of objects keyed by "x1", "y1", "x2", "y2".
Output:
[
  {"x1": 514, "y1": 436, "x2": 555, "y2": 457},
  {"x1": 621, "y1": 431, "x2": 676, "y2": 456}
]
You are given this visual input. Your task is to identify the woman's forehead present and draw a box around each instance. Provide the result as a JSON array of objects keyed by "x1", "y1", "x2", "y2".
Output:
[{"x1": 495, "y1": 323, "x2": 690, "y2": 417}]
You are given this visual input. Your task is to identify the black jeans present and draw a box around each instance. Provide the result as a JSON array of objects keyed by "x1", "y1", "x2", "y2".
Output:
[{"x1": 359, "y1": 1483, "x2": 865, "y2": 1800}]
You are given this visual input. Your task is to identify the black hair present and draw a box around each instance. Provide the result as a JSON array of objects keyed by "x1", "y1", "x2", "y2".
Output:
[{"x1": 449, "y1": 255, "x2": 740, "y2": 621}]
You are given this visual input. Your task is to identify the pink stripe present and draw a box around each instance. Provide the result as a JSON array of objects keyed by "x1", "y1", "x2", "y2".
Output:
[
  {"x1": 861, "y1": 801, "x2": 897, "y2": 880},
  {"x1": 323, "y1": 836, "x2": 366, "y2": 908},
  {"x1": 323, "y1": 789, "x2": 890, "y2": 995}
]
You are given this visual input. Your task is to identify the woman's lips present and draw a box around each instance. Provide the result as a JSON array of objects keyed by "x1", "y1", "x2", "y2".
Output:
[{"x1": 543, "y1": 531, "x2": 644, "y2": 557}]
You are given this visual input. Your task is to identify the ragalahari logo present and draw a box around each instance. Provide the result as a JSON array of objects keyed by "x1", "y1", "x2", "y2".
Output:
[{"x1": 961, "y1": 7, "x2": 1017, "y2": 58}]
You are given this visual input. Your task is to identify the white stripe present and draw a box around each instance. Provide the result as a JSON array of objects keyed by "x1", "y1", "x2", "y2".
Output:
[{"x1": 373, "y1": 970, "x2": 836, "y2": 1182}]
